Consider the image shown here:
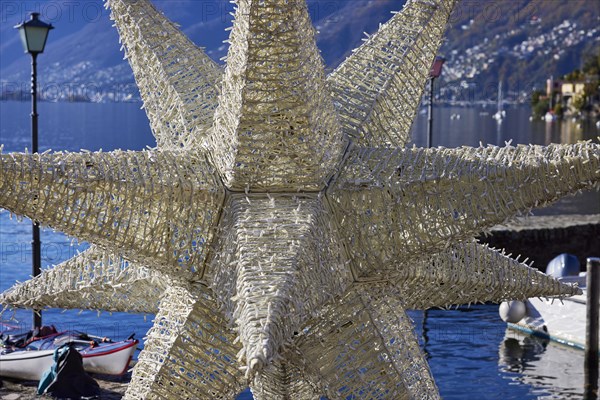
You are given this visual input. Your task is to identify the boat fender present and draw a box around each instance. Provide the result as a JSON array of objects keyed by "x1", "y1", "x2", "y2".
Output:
[
  {"x1": 499, "y1": 300, "x2": 526, "y2": 323},
  {"x1": 546, "y1": 253, "x2": 580, "y2": 278}
]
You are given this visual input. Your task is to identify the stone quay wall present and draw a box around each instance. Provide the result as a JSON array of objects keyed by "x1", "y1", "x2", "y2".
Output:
[{"x1": 478, "y1": 214, "x2": 600, "y2": 272}]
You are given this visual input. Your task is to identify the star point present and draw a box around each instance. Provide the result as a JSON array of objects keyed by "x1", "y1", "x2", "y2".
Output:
[{"x1": 1, "y1": 0, "x2": 599, "y2": 398}]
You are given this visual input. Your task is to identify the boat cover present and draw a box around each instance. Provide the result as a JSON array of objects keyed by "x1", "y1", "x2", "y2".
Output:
[{"x1": 38, "y1": 343, "x2": 100, "y2": 397}]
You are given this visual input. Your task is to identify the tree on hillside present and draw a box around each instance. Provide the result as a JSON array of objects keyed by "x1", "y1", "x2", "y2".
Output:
[
  {"x1": 582, "y1": 49, "x2": 600, "y2": 76},
  {"x1": 553, "y1": 102, "x2": 564, "y2": 118},
  {"x1": 564, "y1": 69, "x2": 583, "y2": 82},
  {"x1": 532, "y1": 98, "x2": 550, "y2": 118},
  {"x1": 531, "y1": 90, "x2": 544, "y2": 105},
  {"x1": 572, "y1": 94, "x2": 586, "y2": 113}
]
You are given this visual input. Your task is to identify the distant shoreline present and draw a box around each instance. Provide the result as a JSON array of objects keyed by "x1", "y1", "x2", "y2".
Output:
[
  {"x1": 0, "y1": 96, "x2": 546, "y2": 107},
  {"x1": 0, "y1": 94, "x2": 140, "y2": 104}
]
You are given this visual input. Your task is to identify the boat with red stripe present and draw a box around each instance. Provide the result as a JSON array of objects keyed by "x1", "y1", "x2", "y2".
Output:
[{"x1": 1, "y1": 324, "x2": 138, "y2": 380}]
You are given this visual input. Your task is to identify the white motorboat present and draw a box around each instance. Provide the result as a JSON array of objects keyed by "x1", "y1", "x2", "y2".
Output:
[
  {"x1": 0, "y1": 326, "x2": 138, "y2": 380},
  {"x1": 499, "y1": 254, "x2": 598, "y2": 350}
]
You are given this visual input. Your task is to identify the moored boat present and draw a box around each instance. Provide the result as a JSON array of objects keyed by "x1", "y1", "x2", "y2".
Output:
[
  {"x1": 0, "y1": 326, "x2": 138, "y2": 380},
  {"x1": 543, "y1": 111, "x2": 557, "y2": 122},
  {"x1": 492, "y1": 81, "x2": 506, "y2": 123},
  {"x1": 499, "y1": 253, "x2": 598, "y2": 350}
]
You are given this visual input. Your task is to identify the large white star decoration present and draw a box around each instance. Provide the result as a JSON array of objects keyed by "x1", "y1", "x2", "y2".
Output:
[{"x1": 1, "y1": 0, "x2": 599, "y2": 398}]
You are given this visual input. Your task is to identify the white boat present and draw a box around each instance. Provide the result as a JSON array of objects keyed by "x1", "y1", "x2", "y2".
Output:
[
  {"x1": 543, "y1": 76, "x2": 558, "y2": 123},
  {"x1": 499, "y1": 254, "x2": 598, "y2": 350},
  {"x1": 492, "y1": 81, "x2": 506, "y2": 123},
  {"x1": 544, "y1": 111, "x2": 557, "y2": 122},
  {"x1": 0, "y1": 327, "x2": 138, "y2": 380},
  {"x1": 493, "y1": 110, "x2": 506, "y2": 122}
]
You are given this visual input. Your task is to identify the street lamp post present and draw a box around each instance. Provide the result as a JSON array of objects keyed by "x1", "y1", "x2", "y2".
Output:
[
  {"x1": 427, "y1": 57, "x2": 445, "y2": 148},
  {"x1": 15, "y1": 12, "x2": 54, "y2": 329},
  {"x1": 422, "y1": 57, "x2": 445, "y2": 341}
]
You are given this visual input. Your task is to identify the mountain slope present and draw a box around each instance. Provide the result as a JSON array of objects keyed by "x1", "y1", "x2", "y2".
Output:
[
  {"x1": 438, "y1": 0, "x2": 600, "y2": 103},
  {"x1": 0, "y1": 0, "x2": 598, "y2": 103}
]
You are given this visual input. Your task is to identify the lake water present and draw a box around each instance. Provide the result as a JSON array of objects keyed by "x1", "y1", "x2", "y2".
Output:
[{"x1": 0, "y1": 100, "x2": 598, "y2": 399}]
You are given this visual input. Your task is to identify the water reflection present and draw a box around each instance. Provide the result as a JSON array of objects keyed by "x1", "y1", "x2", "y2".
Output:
[
  {"x1": 499, "y1": 329, "x2": 590, "y2": 399},
  {"x1": 1, "y1": 101, "x2": 599, "y2": 399},
  {"x1": 411, "y1": 106, "x2": 599, "y2": 147},
  {"x1": 411, "y1": 106, "x2": 600, "y2": 215},
  {"x1": 536, "y1": 116, "x2": 592, "y2": 145}
]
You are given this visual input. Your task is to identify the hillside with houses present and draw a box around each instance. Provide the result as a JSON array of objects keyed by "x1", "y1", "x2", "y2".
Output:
[
  {"x1": 530, "y1": 52, "x2": 600, "y2": 118},
  {"x1": 0, "y1": 0, "x2": 598, "y2": 104},
  {"x1": 437, "y1": 0, "x2": 599, "y2": 104}
]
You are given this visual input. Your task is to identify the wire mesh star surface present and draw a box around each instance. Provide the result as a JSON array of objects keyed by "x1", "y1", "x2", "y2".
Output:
[{"x1": 1, "y1": 0, "x2": 599, "y2": 398}]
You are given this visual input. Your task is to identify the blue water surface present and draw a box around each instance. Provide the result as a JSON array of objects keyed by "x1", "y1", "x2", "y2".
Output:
[
  {"x1": 0, "y1": 100, "x2": 157, "y2": 351},
  {"x1": 1, "y1": 101, "x2": 597, "y2": 399}
]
